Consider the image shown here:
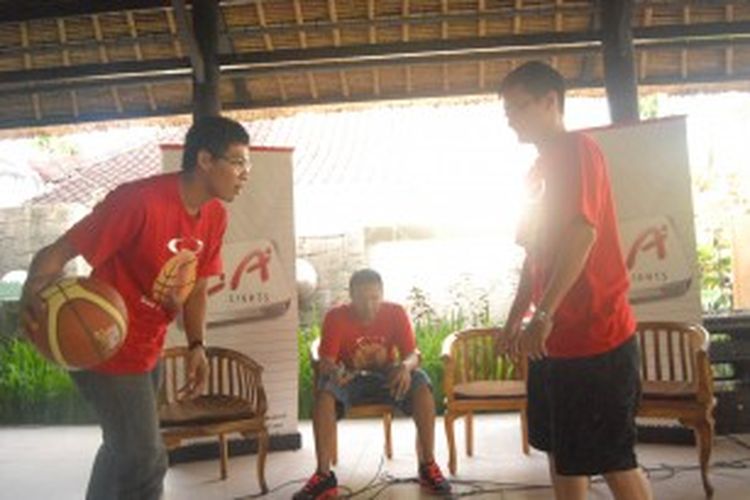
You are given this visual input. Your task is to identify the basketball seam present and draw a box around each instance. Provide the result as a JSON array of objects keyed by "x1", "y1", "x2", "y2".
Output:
[{"x1": 49, "y1": 279, "x2": 127, "y2": 369}]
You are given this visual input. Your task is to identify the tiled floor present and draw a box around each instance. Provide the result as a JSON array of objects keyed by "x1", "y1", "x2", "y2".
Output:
[{"x1": 1, "y1": 415, "x2": 748, "y2": 499}]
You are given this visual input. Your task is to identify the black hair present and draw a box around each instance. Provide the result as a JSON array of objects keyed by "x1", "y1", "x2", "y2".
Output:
[
  {"x1": 349, "y1": 269, "x2": 383, "y2": 291},
  {"x1": 181, "y1": 116, "x2": 250, "y2": 171},
  {"x1": 499, "y1": 61, "x2": 566, "y2": 113}
]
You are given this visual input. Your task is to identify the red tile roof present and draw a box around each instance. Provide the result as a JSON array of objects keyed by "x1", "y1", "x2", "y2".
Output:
[{"x1": 27, "y1": 99, "x2": 513, "y2": 209}]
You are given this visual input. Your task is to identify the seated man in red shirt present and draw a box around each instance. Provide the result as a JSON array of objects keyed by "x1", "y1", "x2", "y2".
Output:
[{"x1": 293, "y1": 269, "x2": 451, "y2": 499}]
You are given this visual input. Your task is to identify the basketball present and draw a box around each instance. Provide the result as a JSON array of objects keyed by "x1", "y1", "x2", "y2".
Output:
[{"x1": 27, "y1": 277, "x2": 128, "y2": 370}]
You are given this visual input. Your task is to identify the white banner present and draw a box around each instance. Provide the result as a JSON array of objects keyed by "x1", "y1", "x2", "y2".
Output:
[
  {"x1": 162, "y1": 145, "x2": 299, "y2": 437},
  {"x1": 588, "y1": 117, "x2": 702, "y2": 323}
]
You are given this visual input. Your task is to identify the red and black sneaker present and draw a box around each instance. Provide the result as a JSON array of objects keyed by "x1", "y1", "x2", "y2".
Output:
[
  {"x1": 292, "y1": 470, "x2": 338, "y2": 500},
  {"x1": 419, "y1": 461, "x2": 452, "y2": 495}
]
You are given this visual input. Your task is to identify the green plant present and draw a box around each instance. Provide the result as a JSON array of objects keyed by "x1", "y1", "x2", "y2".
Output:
[
  {"x1": 0, "y1": 336, "x2": 93, "y2": 424},
  {"x1": 697, "y1": 230, "x2": 733, "y2": 312},
  {"x1": 297, "y1": 321, "x2": 320, "y2": 420},
  {"x1": 413, "y1": 315, "x2": 465, "y2": 414}
]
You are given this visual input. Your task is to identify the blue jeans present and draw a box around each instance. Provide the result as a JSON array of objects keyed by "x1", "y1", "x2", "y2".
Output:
[
  {"x1": 71, "y1": 364, "x2": 167, "y2": 500},
  {"x1": 317, "y1": 368, "x2": 433, "y2": 419}
]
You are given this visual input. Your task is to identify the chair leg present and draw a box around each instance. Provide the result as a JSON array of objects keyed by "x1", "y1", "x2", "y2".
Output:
[
  {"x1": 383, "y1": 412, "x2": 393, "y2": 459},
  {"x1": 520, "y1": 408, "x2": 530, "y2": 455},
  {"x1": 445, "y1": 411, "x2": 458, "y2": 475},
  {"x1": 692, "y1": 417, "x2": 715, "y2": 498},
  {"x1": 257, "y1": 429, "x2": 269, "y2": 495},
  {"x1": 219, "y1": 433, "x2": 228, "y2": 480},
  {"x1": 465, "y1": 411, "x2": 474, "y2": 457}
]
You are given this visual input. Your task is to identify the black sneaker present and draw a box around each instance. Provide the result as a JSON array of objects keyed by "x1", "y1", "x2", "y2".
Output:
[
  {"x1": 419, "y1": 461, "x2": 452, "y2": 495},
  {"x1": 292, "y1": 470, "x2": 338, "y2": 500}
]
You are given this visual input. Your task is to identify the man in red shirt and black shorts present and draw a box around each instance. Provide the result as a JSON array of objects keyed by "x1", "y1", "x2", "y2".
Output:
[
  {"x1": 20, "y1": 116, "x2": 251, "y2": 500},
  {"x1": 497, "y1": 62, "x2": 653, "y2": 500},
  {"x1": 293, "y1": 269, "x2": 451, "y2": 499}
]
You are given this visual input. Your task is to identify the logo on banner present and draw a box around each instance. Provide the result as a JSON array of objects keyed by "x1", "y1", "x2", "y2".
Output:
[
  {"x1": 207, "y1": 239, "x2": 292, "y2": 325},
  {"x1": 620, "y1": 215, "x2": 692, "y2": 304}
]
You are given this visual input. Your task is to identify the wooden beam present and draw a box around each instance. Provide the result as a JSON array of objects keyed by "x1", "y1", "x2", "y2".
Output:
[
  {"x1": 92, "y1": 14, "x2": 125, "y2": 113},
  {"x1": 402, "y1": 0, "x2": 412, "y2": 94},
  {"x1": 19, "y1": 22, "x2": 42, "y2": 121},
  {"x1": 126, "y1": 11, "x2": 158, "y2": 111},
  {"x1": 639, "y1": 6, "x2": 653, "y2": 81},
  {"x1": 292, "y1": 0, "x2": 318, "y2": 100},
  {"x1": 56, "y1": 18, "x2": 79, "y2": 118},
  {"x1": 254, "y1": 0, "x2": 287, "y2": 102},
  {"x1": 601, "y1": 0, "x2": 639, "y2": 123},
  {"x1": 681, "y1": 5, "x2": 690, "y2": 80},
  {"x1": 4, "y1": 23, "x2": 750, "y2": 97},
  {"x1": 367, "y1": 0, "x2": 379, "y2": 95},
  {"x1": 217, "y1": 7, "x2": 252, "y2": 104},
  {"x1": 328, "y1": 0, "x2": 350, "y2": 98},
  {"x1": 0, "y1": 1, "x2": 168, "y2": 23},
  {"x1": 725, "y1": 4, "x2": 735, "y2": 76},
  {"x1": 577, "y1": 0, "x2": 599, "y2": 84},
  {"x1": 477, "y1": 0, "x2": 486, "y2": 90},
  {"x1": 513, "y1": 0, "x2": 523, "y2": 34},
  {"x1": 192, "y1": 0, "x2": 221, "y2": 118},
  {"x1": 442, "y1": 0, "x2": 449, "y2": 92}
]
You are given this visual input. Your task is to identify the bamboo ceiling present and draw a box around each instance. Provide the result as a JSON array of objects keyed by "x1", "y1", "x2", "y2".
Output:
[{"x1": 0, "y1": 0, "x2": 748, "y2": 130}]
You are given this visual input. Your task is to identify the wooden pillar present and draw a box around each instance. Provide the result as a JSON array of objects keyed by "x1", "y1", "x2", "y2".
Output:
[
  {"x1": 601, "y1": 0, "x2": 639, "y2": 123},
  {"x1": 191, "y1": 0, "x2": 221, "y2": 119}
]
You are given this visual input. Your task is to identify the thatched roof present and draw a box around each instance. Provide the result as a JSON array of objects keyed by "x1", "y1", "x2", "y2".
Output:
[{"x1": 0, "y1": 1, "x2": 748, "y2": 132}]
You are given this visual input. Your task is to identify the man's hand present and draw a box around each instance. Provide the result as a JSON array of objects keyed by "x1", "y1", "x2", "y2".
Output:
[
  {"x1": 387, "y1": 363, "x2": 411, "y2": 400},
  {"x1": 19, "y1": 274, "x2": 60, "y2": 338},
  {"x1": 178, "y1": 347, "x2": 209, "y2": 399},
  {"x1": 495, "y1": 319, "x2": 522, "y2": 356},
  {"x1": 319, "y1": 358, "x2": 355, "y2": 386},
  {"x1": 518, "y1": 315, "x2": 553, "y2": 360}
]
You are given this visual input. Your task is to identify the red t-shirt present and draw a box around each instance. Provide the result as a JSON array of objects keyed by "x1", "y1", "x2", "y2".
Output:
[
  {"x1": 517, "y1": 132, "x2": 635, "y2": 358},
  {"x1": 66, "y1": 173, "x2": 227, "y2": 374},
  {"x1": 318, "y1": 302, "x2": 417, "y2": 370}
]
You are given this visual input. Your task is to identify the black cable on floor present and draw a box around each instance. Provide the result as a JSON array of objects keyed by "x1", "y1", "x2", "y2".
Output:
[{"x1": 237, "y1": 437, "x2": 750, "y2": 499}]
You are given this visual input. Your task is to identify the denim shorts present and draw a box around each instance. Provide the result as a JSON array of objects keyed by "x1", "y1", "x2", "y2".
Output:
[{"x1": 317, "y1": 368, "x2": 432, "y2": 419}]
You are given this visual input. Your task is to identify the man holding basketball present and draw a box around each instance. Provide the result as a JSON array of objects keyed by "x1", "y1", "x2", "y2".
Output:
[
  {"x1": 496, "y1": 62, "x2": 653, "y2": 500},
  {"x1": 20, "y1": 116, "x2": 250, "y2": 500}
]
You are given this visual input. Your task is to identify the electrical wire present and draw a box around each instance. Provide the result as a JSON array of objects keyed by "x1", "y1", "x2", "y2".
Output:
[{"x1": 237, "y1": 433, "x2": 750, "y2": 499}]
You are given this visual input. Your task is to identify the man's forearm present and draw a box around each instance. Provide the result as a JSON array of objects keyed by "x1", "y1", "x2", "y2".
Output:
[
  {"x1": 401, "y1": 351, "x2": 420, "y2": 371},
  {"x1": 506, "y1": 258, "x2": 533, "y2": 328},
  {"x1": 182, "y1": 278, "x2": 208, "y2": 346},
  {"x1": 23, "y1": 237, "x2": 78, "y2": 294},
  {"x1": 537, "y1": 218, "x2": 597, "y2": 317}
]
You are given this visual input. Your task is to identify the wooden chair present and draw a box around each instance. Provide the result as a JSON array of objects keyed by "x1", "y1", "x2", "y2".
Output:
[
  {"x1": 309, "y1": 337, "x2": 393, "y2": 465},
  {"x1": 635, "y1": 321, "x2": 716, "y2": 498},
  {"x1": 441, "y1": 327, "x2": 529, "y2": 475},
  {"x1": 158, "y1": 346, "x2": 269, "y2": 494}
]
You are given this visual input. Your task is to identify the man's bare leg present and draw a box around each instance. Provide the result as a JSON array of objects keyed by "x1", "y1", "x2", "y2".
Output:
[
  {"x1": 603, "y1": 468, "x2": 653, "y2": 500},
  {"x1": 312, "y1": 390, "x2": 337, "y2": 474},
  {"x1": 548, "y1": 454, "x2": 589, "y2": 500}
]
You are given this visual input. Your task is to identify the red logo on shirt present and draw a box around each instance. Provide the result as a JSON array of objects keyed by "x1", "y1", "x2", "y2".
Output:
[
  {"x1": 167, "y1": 237, "x2": 204, "y2": 254},
  {"x1": 352, "y1": 336, "x2": 390, "y2": 371}
]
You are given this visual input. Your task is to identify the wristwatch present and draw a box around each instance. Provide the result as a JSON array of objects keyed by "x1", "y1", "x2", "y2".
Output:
[
  {"x1": 533, "y1": 309, "x2": 552, "y2": 324},
  {"x1": 188, "y1": 339, "x2": 205, "y2": 351}
]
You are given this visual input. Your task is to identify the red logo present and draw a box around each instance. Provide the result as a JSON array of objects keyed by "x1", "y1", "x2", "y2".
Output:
[
  {"x1": 208, "y1": 246, "x2": 273, "y2": 296},
  {"x1": 626, "y1": 225, "x2": 668, "y2": 270}
]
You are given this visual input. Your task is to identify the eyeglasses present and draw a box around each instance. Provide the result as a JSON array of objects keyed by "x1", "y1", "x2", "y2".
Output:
[{"x1": 217, "y1": 155, "x2": 252, "y2": 173}]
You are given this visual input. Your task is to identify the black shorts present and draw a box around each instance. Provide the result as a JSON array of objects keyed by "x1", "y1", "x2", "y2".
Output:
[{"x1": 527, "y1": 336, "x2": 641, "y2": 476}]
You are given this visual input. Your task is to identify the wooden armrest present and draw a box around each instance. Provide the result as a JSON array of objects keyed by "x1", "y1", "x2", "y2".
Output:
[{"x1": 441, "y1": 332, "x2": 460, "y2": 361}]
